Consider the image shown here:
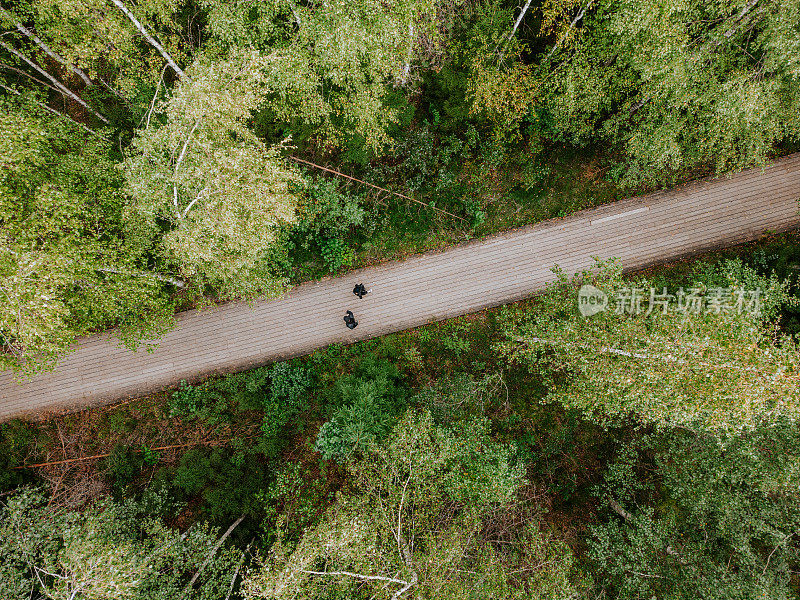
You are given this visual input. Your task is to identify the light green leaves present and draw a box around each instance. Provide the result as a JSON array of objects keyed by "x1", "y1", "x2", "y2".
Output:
[
  {"x1": 124, "y1": 50, "x2": 302, "y2": 300},
  {"x1": 501, "y1": 258, "x2": 800, "y2": 432}
]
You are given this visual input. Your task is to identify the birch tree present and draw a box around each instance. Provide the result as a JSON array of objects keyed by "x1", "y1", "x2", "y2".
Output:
[
  {"x1": 499, "y1": 258, "x2": 800, "y2": 433},
  {"x1": 0, "y1": 487, "x2": 244, "y2": 600},
  {"x1": 243, "y1": 409, "x2": 587, "y2": 599},
  {"x1": 1, "y1": 0, "x2": 186, "y2": 95},
  {"x1": 201, "y1": 0, "x2": 439, "y2": 152},
  {"x1": 538, "y1": 0, "x2": 800, "y2": 185},
  {"x1": 123, "y1": 50, "x2": 302, "y2": 300},
  {"x1": 589, "y1": 422, "x2": 800, "y2": 599},
  {"x1": 0, "y1": 100, "x2": 175, "y2": 375}
]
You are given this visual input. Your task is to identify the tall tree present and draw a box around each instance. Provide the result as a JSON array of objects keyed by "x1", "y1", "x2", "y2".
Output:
[
  {"x1": 1, "y1": 0, "x2": 187, "y2": 95},
  {"x1": 200, "y1": 0, "x2": 440, "y2": 153},
  {"x1": 468, "y1": 0, "x2": 800, "y2": 185},
  {"x1": 588, "y1": 421, "x2": 800, "y2": 599},
  {"x1": 499, "y1": 258, "x2": 800, "y2": 432},
  {"x1": 543, "y1": 0, "x2": 800, "y2": 185},
  {"x1": 0, "y1": 99, "x2": 175, "y2": 375},
  {"x1": 243, "y1": 409, "x2": 588, "y2": 599},
  {"x1": 0, "y1": 487, "x2": 244, "y2": 599},
  {"x1": 123, "y1": 50, "x2": 303, "y2": 300}
]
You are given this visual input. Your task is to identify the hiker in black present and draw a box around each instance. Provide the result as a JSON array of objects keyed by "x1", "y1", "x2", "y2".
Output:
[
  {"x1": 343, "y1": 310, "x2": 358, "y2": 329},
  {"x1": 353, "y1": 283, "x2": 369, "y2": 299}
]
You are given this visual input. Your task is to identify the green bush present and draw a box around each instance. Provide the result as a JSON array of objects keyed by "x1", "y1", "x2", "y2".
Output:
[
  {"x1": 174, "y1": 448, "x2": 213, "y2": 496},
  {"x1": 318, "y1": 238, "x2": 354, "y2": 273},
  {"x1": 268, "y1": 361, "x2": 313, "y2": 406},
  {"x1": 315, "y1": 357, "x2": 408, "y2": 462},
  {"x1": 256, "y1": 362, "x2": 314, "y2": 457},
  {"x1": 104, "y1": 444, "x2": 145, "y2": 495},
  {"x1": 170, "y1": 447, "x2": 269, "y2": 521},
  {"x1": 0, "y1": 420, "x2": 35, "y2": 492}
]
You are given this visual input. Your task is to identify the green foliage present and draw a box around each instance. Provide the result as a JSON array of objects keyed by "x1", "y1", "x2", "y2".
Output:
[
  {"x1": 104, "y1": 444, "x2": 146, "y2": 495},
  {"x1": 315, "y1": 357, "x2": 409, "y2": 461},
  {"x1": 589, "y1": 420, "x2": 800, "y2": 599},
  {"x1": 543, "y1": 0, "x2": 800, "y2": 186},
  {"x1": 173, "y1": 447, "x2": 213, "y2": 497},
  {"x1": 318, "y1": 238, "x2": 355, "y2": 273},
  {"x1": 0, "y1": 100, "x2": 174, "y2": 374},
  {"x1": 168, "y1": 379, "x2": 207, "y2": 418},
  {"x1": 500, "y1": 258, "x2": 800, "y2": 432},
  {"x1": 288, "y1": 179, "x2": 368, "y2": 274},
  {"x1": 258, "y1": 361, "x2": 313, "y2": 456},
  {"x1": 123, "y1": 49, "x2": 303, "y2": 301},
  {"x1": 245, "y1": 406, "x2": 593, "y2": 599},
  {"x1": 0, "y1": 487, "x2": 243, "y2": 599},
  {"x1": 167, "y1": 446, "x2": 270, "y2": 521},
  {"x1": 0, "y1": 420, "x2": 35, "y2": 491},
  {"x1": 440, "y1": 321, "x2": 473, "y2": 356},
  {"x1": 169, "y1": 361, "x2": 313, "y2": 458},
  {"x1": 267, "y1": 361, "x2": 313, "y2": 406},
  {"x1": 258, "y1": 461, "x2": 335, "y2": 541}
]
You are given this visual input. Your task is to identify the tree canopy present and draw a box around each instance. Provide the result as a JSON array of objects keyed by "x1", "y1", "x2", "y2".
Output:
[{"x1": 500, "y1": 258, "x2": 800, "y2": 432}]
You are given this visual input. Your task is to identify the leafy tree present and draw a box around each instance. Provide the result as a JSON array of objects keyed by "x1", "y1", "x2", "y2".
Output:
[
  {"x1": 202, "y1": 0, "x2": 439, "y2": 153},
  {"x1": 0, "y1": 487, "x2": 243, "y2": 599},
  {"x1": 0, "y1": 100, "x2": 175, "y2": 375},
  {"x1": 499, "y1": 258, "x2": 800, "y2": 432},
  {"x1": 550, "y1": 0, "x2": 800, "y2": 185},
  {"x1": 1, "y1": 0, "x2": 188, "y2": 95},
  {"x1": 589, "y1": 421, "x2": 800, "y2": 599},
  {"x1": 244, "y1": 409, "x2": 587, "y2": 599},
  {"x1": 468, "y1": 0, "x2": 800, "y2": 185},
  {"x1": 123, "y1": 49, "x2": 303, "y2": 300}
]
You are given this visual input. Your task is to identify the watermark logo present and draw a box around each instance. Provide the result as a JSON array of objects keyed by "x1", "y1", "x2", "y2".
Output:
[
  {"x1": 578, "y1": 285, "x2": 763, "y2": 317},
  {"x1": 578, "y1": 285, "x2": 609, "y2": 316}
]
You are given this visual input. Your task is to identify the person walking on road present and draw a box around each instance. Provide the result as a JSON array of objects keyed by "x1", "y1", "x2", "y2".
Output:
[
  {"x1": 343, "y1": 310, "x2": 358, "y2": 329},
  {"x1": 353, "y1": 283, "x2": 371, "y2": 299}
]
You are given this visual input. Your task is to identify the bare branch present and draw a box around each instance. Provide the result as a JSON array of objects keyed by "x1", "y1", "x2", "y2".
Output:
[
  {"x1": 3, "y1": 11, "x2": 93, "y2": 86},
  {"x1": 182, "y1": 186, "x2": 209, "y2": 218},
  {"x1": 608, "y1": 497, "x2": 633, "y2": 522},
  {"x1": 143, "y1": 63, "x2": 168, "y2": 128},
  {"x1": 300, "y1": 570, "x2": 411, "y2": 587},
  {"x1": 175, "y1": 119, "x2": 201, "y2": 173},
  {"x1": 0, "y1": 40, "x2": 109, "y2": 123},
  {"x1": 108, "y1": 0, "x2": 185, "y2": 78},
  {"x1": 399, "y1": 23, "x2": 414, "y2": 85},
  {"x1": 288, "y1": 1, "x2": 302, "y2": 28}
]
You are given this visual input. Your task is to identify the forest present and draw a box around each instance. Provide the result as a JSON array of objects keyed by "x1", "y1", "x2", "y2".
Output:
[{"x1": 1, "y1": 0, "x2": 800, "y2": 598}]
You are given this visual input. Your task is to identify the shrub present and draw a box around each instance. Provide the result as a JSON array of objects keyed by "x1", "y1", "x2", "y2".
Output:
[
  {"x1": 319, "y1": 237, "x2": 355, "y2": 273},
  {"x1": 104, "y1": 444, "x2": 145, "y2": 495},
  {"x1": 269, "y1": 361, "x2": 313, "y2": 407},
  {"x1": 0, "y1": 420, "x2": 34, "y2": 491},
  {"x1": 173, "y1": 447, "x2": 214, "y2": 497},
  {"x1": 315, "y1": 358, "x2": 408, "y2": 462}
]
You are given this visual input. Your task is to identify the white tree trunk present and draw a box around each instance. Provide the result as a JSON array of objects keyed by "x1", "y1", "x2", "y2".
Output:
[
  {"x1": 186, "y1": 515, "x2": 246, "y2": 589},
  {"x1": 399, "y1": 23, "x2": 415, "y2": 85},
  {"x1": 0, "y1": 40, "x2": 109, "y2": 123},
  {"x1": 0, "y1": 82, "x2": 105, "y2": 138},
  {"x1": 109, "y1": 0, "x2": 185, "y2": 78},
  {"x1": 544, "y1": 3, "x2": 590, "y2": 61},
  {"x1": 3, "y1": 11, "x2": 93, "y2": 86},
  {"x1": 97, "y1": 267, "x2": 185, "y2": 288},
  {"x1": 508, "y1": 0, "x2": 533, "y2": 42}
]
